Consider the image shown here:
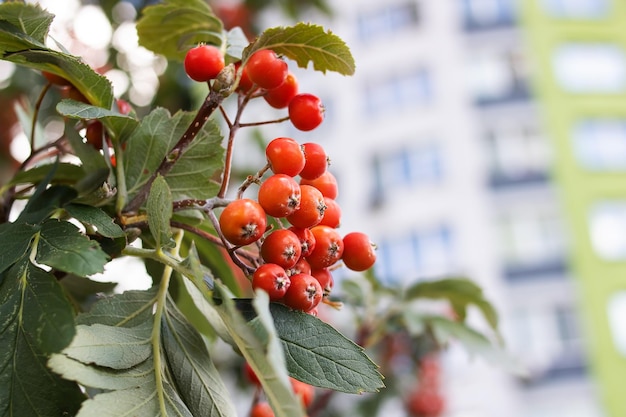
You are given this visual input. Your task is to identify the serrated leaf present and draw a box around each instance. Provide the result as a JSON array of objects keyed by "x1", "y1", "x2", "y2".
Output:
[
  {"x1": 243, "y1": 23, "x2": 355, "y2": 75},
  {"x1": 0, "y1": 222, "x2": 39, "y2": 274},
  {"x1": 76, "y1": 378, "x2": 192, "y2": 417},
  {"x1": 136, "y1": 0, "x2": 223, "y2": 61},
  {"x1": 147, "y1": 175, "x2": 174, "y2": 249},
  {"x1": 59, "y1": 274, "x2": 117, "y2": 306},
  {"x1": 162, "y1": 296, "x2": 237, "y2": 417},
  {"x1": 36, "y1": 219, "x2": 109, "y2": 277},
  {"x1": 64, "y1": 121, "x2": 109, "y2": 172},
  {"x1": 240, "y1": 301, "x2": 384, "y2": 394},
  {"x1": 64, "y1": 203, "x2": 125, "y2": 238},
  {"x1": 77, "y1": 287, "x2": 158, "y2": 327},
  {"x1": 3, "y1": 162, "x2": 85, "y2": 190},
  {"x1": 214, "y1": 285, "x2": 306, "y2": 417},
  {"x1": 0, "y1": 2, "x2": 53, "y2": 44},
  {"x1": 57, "y1": 99, "x2": 139, "y2": 143},
  {"x1": 18, "y1": 181, "x2": 78, "y2": 225},
  {"x1": 124, "y1": 108, "x2": 224, "y2": 202},
  {"x1": 62, "y1": 322, "x2": 153, "y2": 370},
  {"x1": 0, "y1": 261, "x2": 84, "y2": 417},
  {"x1": 404, "y1": 278, "x2": 499, "y2": 331}
]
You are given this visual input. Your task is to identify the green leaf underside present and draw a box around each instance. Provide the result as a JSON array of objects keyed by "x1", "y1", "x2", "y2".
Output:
[
  {"x1": 148, "y1": 175, "x2": 175, "y2": 249},
  {"x1": 5, "y1": 162, "x2": 85, "y2": 189},
  {"x1": 65, "y1": 203, "x2": 125, "y2": 238},
  {"x1": 162, "y1": 296, "x2": 237, "y2": 417},
  {"x1": 0, "y1": 261, "x2": 83, "y2": 417},
  {"x1": 57, "y1": 99, "x2": 139, "y2": 142},
  {"x1": 124, "y1": 108, "x2": 224, "y2": 202},
  {"x1": 244, "y1": 23, "x2": 355, "y2": 76},
  {"x1": 136, "y1": 0, "x2": 223, "y2": 61},
  {"x1": 36, "y1": 219, "x2": 109, "y2": 277},
  {"x1": 241, "y1": 301, "x2": 384, "y2": 394},
  {"x1": 77, "y1": 287, "x2": 158, "y2": 327},
  {"x1": 213, "y1": 284, "x2": 306, "y2": 417}
]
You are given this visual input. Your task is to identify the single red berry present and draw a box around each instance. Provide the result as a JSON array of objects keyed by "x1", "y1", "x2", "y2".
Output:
[
  {"x1": 300, "y1": 142, "x2": 328, "y2": 180},
  {"x1": 252, "y1": 263, "x2": 291, "y2": 301},
  {"x1": 406, "y1": 388, "x2": 445, "y2": 417},
  {"x1": 42, "y1": 71, "x2": 72, "y2": 86},
  {"x1": 290, "y1": 377, "x2": 315, "y2": 408},
  {"x1": 289, "y1": 93, "x2": 324, "y2": 131},
  {"x1": 282, "y1": 273, "x2": 323, "y2": 312},
  {"x1": 319, "y1": 197, "x2": 341, "y2": 228},
  {"x1": 243, "y1": 362, "x2": 260, "y2": 386},
  {"x1": 287, "y1": 257, "x2": 312, "y2": 277},
  {"x1": 258, "y1": 174, "x2": 301, "y2": 218},
  {"x1": 85, "y1": 121, "x2": 104, "y2": 149},
  {"x1": 245, "y1": 49, "x2": 288, "y2": 89},
  {"x1": 61, "y1": 86, "x2": 90, "y2": 103},
  {"x1": 342, "y1": 232, "x2": 377, "y2": 271},
  {"x1": 116, "y1": 98, "x2": 132, "y2": 115},
  {"x1": 184, "y1": 44, "x2": 225, "y2": 82},
  {"x1": 300, "y1": 170, "x2": 338, "y2": 200},
  {"x1": 288, "y1": 226, "x2": 316, "y2": 258},
  {"x1": 286, "y1": 185, "x2": 327, "y2": 229},
  {"x1": 250, "y1": 402, "x2": 275, "y2": 417},
  {"x1": 311, "y1": 268, "x2": 334, "y2": 295},
  {"x1": 264, "y1": 72, "x2": 298, "y2": 108},
  {"x1": 306, "y1": 225, "x2": 344, "y2": 270},
  {"x1": 266, "y1": 137, "x2": 305, "y2": 177},
  {"x1": 219, "y1": 199, "x2": 266, "y2": 246},
  {"x1": 235, "y1": 61, "x2": 255, "y2": 94},
  {"x1": 260, "y1": 229, "x2": 302, "y2": 269}
]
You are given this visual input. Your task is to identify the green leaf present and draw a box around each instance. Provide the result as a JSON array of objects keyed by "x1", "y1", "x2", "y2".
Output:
[
  {"x1": 147, "y1": 175, "x2": 174, "y2": 249},
  {"x1": 162, "y1": 296, "x2": 237, "y2": 417},
  {"x1": 225, "y1": 27, "x2": 248, "y2": 62},
  {"x1": 240, "y1": 301, "x2": 385, "y2": 394},
  {"x1": 124, "y1": 108, "x2": 224, "y2": 202},
  {"x1": 0, "y1": 2, "x2": 53, "y2": 44},
  {"x1": 59, "y1": 274, "x2": 117, "y2": 306},
  {"x1": 0, "y1": 261, "x2": 84, "y2": 417},
  {"x1": 0, "y1": 222, "x2": 39, "y2": 274},
  {"x1": 77, "y1": 286, "x2": 158, "y2": 327},
  {"x1": 136, "y1": 0, "x2": 223, "y2": 61},
  {"x1": 57, "y1": 99, "x2": 139, "y2": 143},
  {"x1": 3, "y1": 162, "x2": 85, "y2": 190},
  {"x1": 36, "y1": 219, "x2": 109, "y2": 277},
  {"x1": 18, "y1": 183, "x2": 78, "y2": 225},
  {"x1": 243, "y1": 23, "x2": 355, "y2": 75},
  {"x1": 404, "y1": 278, "x2": 499, "y2": 331},
  {"x1": 214, "y1": 285, "x2": 306, "y2": 417},
  {"x1": 62, "y1": 322, "x2": 153, "y2": 370},
  {"x1": 64, "y1": 121, "x2": 109, "y2": 172},
  {"x1": 65, "y1": 203, "x2": 125, "y2": 238}
]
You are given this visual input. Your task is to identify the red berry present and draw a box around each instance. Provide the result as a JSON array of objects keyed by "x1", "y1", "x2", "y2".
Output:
[
  {"x1": 289, "y1": 93, "x2": 324, "y2": 131},
  {"x1": 406, "y1": 388, "x2": 445, "y2": 417},
  {"x1": 288, "y1": 226, "x2": 316, "y2": 258},
  {"x1": 311, "y1": 268, "x2": 333, "y2": 295},
  {"x1": 266, "y1": 137, "x2": 305, "y2": 177},
  {"x1": 116, "y1": 98, "x2": 132, "y2": 115},
  {"x1": 264, "y1": 72, "x2": 298, "y2": 109},
  {"x1": 260, "y1": 229, "x2": 302, "y2": 269},
  {"x1": 235, "y1": 61, "x2": 255, "y2": 94},
  {"x1": 42, "y1": 71, "x2": 72, "y2": 86},
  {"x1": 282, "y1": 273, "x2": 323, "y2": 312},
  {"x1": 306, "y1": 226, "x2": 344, "y2": 270},
  {"x1": 85, "y1": 121, "x2": 104, "y2": 149},
  {"x1": 286, "y1": 185, "x2": 326, "y2": 229},
  {"x1": 219, "y1": 199, "x2": 266, "y2": 246},
  {"x1": 290, "y1": 377, "x2": 315, "y2": 408},
  {"x1": 287, "y1": 257, "x2": 312, "y2": 277},
  {"x1": 243, "y1": 362, "x2": 261, "y2": 386},
  {"x1": 300, "y1": 171, "x2": 338, "y2": 200},
  {"x1": 245, "y1": 49, "x2": 288, "y2": 89},
  {"x1": 342, "y1": 232, "x2": 376, "y2": 271},
  {"x1": 319, "y1": 197, "x2": 341, "y2": 228},
  {"x1": 250, "y1": 402, "x2": 275, "y2": 417},
  {"x1": 258, "y1": 174, "x2": 301, "y2": 218},
  {"x1": 252, "y1": 263, "x2": 291, "y2": 301},
  {"x1": 184, "y1": 44, "x2": 225, "y2": 82},
  {"x1": 300, "y1": 142, "x2": 328, "y2": 180}
]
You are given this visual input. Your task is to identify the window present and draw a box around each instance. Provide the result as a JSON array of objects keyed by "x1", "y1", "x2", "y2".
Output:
[
  {"x1": 553, "y1": 44, "x2": 626, "y2": 93},
  {"x1": 607, "y1": 292, "x2": 626, "y2": 356},
  {"x1": 375, "y1": 225, "x2": 455, "y2": 284},
  {"x1": 371, "y1": 142, "x2": 442, "y2": 205},
  {"x1": 499, "y1": 207, "x2": 567, "y2": 266},
  {"x1": 467, "y1": 47, "x2": 529, "y2": 104},
  {"x1": 461, "y1": 0, "x2": 517, "y2": 30},
  {"x1": 589, "y1": 202, "x2": 626, "y2": 260},
  {"x1": 572, "y1": 119, "x2": 626, "y2": 171},
  {"x1": 357, "y1": 1, "x2": 420, "y2": 42},
  {"x1": 486, "y1": 122, "x2": 551, "y2": 186},
  {"x1": 541, "y1": 0, "x2": 609, "y2": 19},
  {"x1": 364, "y1": 69, "x2": 431, "y2": 117}
]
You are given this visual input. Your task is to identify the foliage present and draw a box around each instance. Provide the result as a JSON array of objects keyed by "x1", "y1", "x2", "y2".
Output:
[{"x1": 0, "y1": 1, "x2": 508, "y2": 417}]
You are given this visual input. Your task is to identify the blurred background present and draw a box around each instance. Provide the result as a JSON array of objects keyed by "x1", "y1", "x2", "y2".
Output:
[{"x1": 2, "y1": 0, "x2": 626, "y2": 416}]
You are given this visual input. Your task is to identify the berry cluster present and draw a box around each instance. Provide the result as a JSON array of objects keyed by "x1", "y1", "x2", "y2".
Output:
[
  {"x1": 218, "y1": 136, "x2": 376, "y2": 314},
  {"x1": 405, "y1": 356, "x2": 445, "y2": 417},
  {"x1": 184, "y1": 45, "x2": 325, "y2": 131},
  {"x1": 244, "y1": 362, "x2": 314, "y2": 417}
]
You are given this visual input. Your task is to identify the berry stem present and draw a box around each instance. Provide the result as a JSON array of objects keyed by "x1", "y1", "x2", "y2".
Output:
[
  {"x1": 238, "y1": 116, "x2": 290, "y2": 128},
  {"x1": 237, "y1": 163, "x2": 270, "y2": 199}
]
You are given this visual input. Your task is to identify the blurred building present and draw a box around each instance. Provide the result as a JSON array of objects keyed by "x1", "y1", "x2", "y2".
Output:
[{"x1": 256, "y1": 0, "x2": 618, "y2": 416}]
